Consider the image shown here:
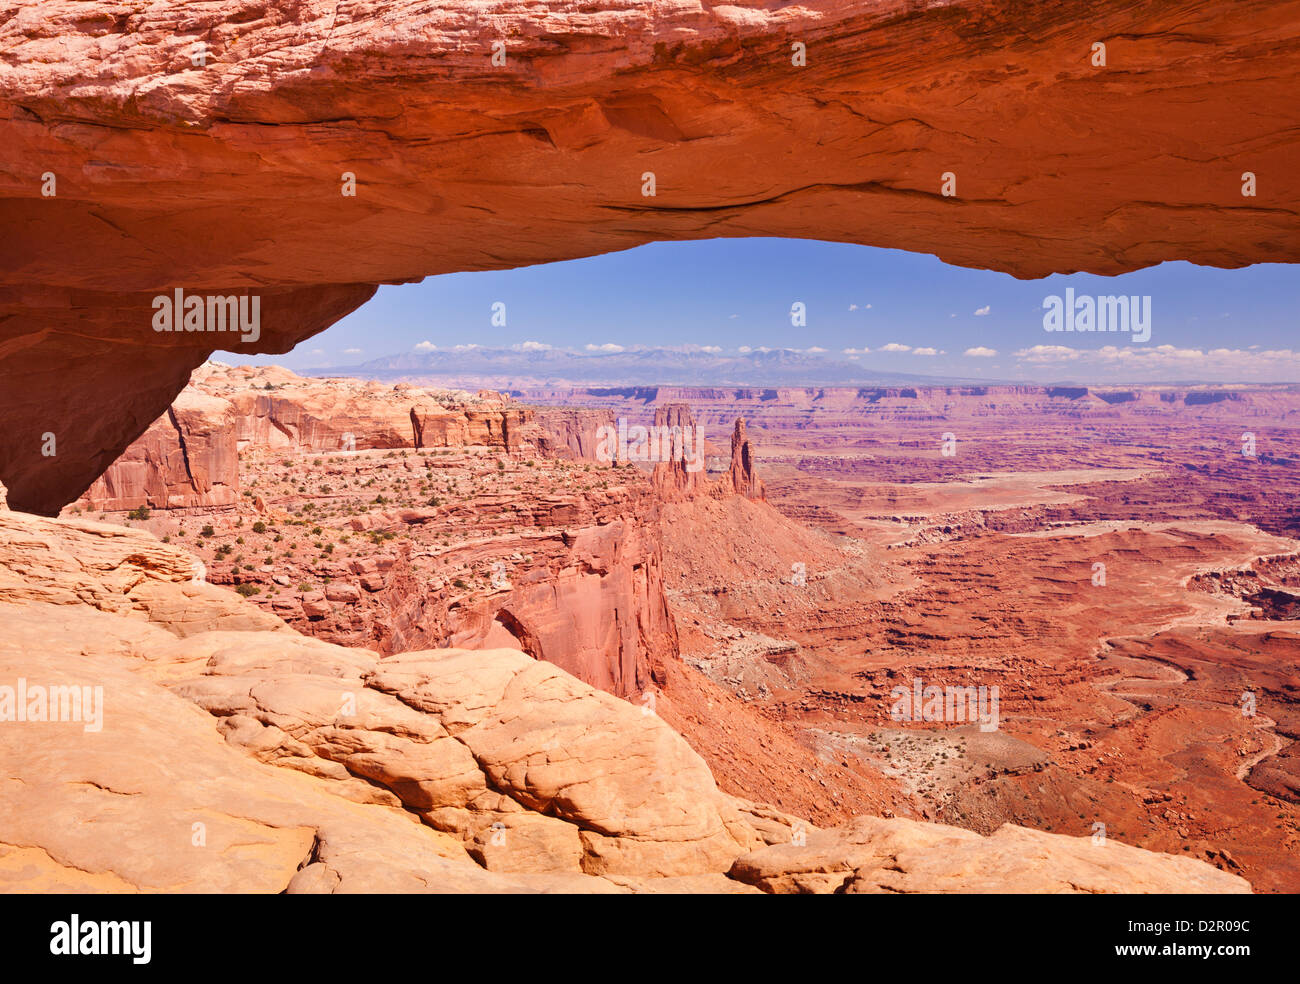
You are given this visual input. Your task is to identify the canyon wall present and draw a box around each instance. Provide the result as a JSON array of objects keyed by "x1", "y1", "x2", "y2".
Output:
[
  {"x1": 264, "y1": 477, "x2": 679, "y2": 699},
  {"x1": 523, "y1": 384, "x2": 1300, "y2": 421},
  {"x1": 74, "y1": 389, "x2": 239, "y2": 513},
  {"x1": 71, "y1": 364, "x2": 573, "y2": 512},
  {"x1": 529, "y1": 407, "x2": 620, "y2": 461},
  {"x1": 74, "y1": 364, "x2": 679, "y2": 698}
]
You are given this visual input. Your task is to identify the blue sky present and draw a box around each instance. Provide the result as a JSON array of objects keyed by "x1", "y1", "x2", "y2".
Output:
[{"x1": 224, "y1": 238, "x2": 1300, "y2": 382}]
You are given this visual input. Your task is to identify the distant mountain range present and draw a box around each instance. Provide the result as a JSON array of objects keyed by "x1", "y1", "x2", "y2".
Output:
[{"x1": 312, "y1": 346, "x2": 990, "y2": 387}]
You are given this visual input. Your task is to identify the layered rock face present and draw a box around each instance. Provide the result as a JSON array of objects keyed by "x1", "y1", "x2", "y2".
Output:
[
  {"x1": 73, "y1": 388, "x2": 239, "y2": 513},
  {"x1": 271, "y1": 465, "x2": 680, "y2": 700},
  {"x1": 2, "y1": 1, "x2": 1298, "y2": 512},
  {"x1": 650, "y1": 403, "x2": 710, "y2": 499},
  {"x1": 530, "y1": 407, "x2": 619, "y2": 461},
  {"x1": 459, "y1": 513, "x2": 679, "y2": 697},
  {"x1": 410, "y1": 404, "x2": 538, "y2": 453},
  {"x1": 725, "y1": 417, "x2": 766, "y2": 501},
  {"x1": 66, "y1": 364, "x2": 675, "y2": 699},
  {"x1": 652, "y1": 405, "x2": 766, "y2": 502},
  {"x1": 0, "y1": 505, "x2": 1249, "y2": 892},
  {"x1": 71, "y1": 364, "x2": 565, "y2": 512},
  {"x1": 524, "y1": 384, "x2": 1300, "y2": 424},
  {"x1": 205, "y1": 364, "x2": 535, "y2": 455}
]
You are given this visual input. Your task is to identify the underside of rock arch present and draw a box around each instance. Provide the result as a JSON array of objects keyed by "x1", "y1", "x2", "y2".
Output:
[{"x1": 2, "y1": 0, "x2": 1298, "y2": 512}]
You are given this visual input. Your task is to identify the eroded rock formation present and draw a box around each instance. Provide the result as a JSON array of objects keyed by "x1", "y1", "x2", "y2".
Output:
[
  {"x1": 530, "y1": 406, "x2": 619, "y2": 461},
  {"x1": 725, "y1": 417, "x2": 766, "y2": 501},
  {"x1": 651, "y1": 403, "x2": 709, "y2": 499},
  {"x1": 0, "y1": 506, "x2": 1249, "y2": 892},
  {"x1": 70, "y1": 366, "x2": 679, "y2": 698},
  {"x1": 74, "y1": 388, "x2": 239, "y2": 513},
  {"x1": 2, "y1": 1, "x2": 1298, "y2": 511},
  {"x1": 650, "y1": 404, "x2": 767, "y2": 502},
  {"x1": 71, "y1": 364, "x2": 567, "y2": 512}
]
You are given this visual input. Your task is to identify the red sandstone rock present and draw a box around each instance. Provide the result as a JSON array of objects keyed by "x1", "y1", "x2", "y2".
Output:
[
  {"x1": 652, "y1": 408, "x2": 765, "y2": 502},
  {"x1": 651, "y1": 403, "x2": 709, "y2": 500},
  {"x1": 488, "y1": 516, "x2": 679, "y2": 696},
  {"x1": 411, "y1": 402, "x2": 534, "y2": 452},
  {"x1": 92, "y1": 364, "x2": 680, "y2": 698},
  {"x1": 723, "y1": 417, "x2": 766, "y2": 501},
  {"x1": 531, "y1": 407, "x2": 619, "y2": 461},
  {"x1": 69, "y1": 364, "x2": 586, "y2": 512},
  {"x1": 72, "y1": 388, "x2": 238, "y2": 513},
  {"x1": 3, "y1": 1, "x2": 1299, "y2": 512}
]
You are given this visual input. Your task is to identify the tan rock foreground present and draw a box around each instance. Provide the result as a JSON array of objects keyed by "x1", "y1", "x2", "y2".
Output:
[{"x1": 0, "y1": 506, "x2": 1249, "y2": 893}]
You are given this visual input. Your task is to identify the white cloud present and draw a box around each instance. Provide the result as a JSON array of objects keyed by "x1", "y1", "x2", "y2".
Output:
[
  {"x1": 513, "y1": 341, "x2": 553, "y2": 352},
  {"x1": 964, "y1": 346, "x2": 998, "y2": 357},
  {"x1": 843, "y1": 347, "x2": 871, "y2": 355},
  {"x1": 585, "y1": 343, "x2": 625, "y2": 353},
  {"x1": 880, "y1": 342, "x2": 912, "y2": 353},
  {"x1": 804, "y1": 346, "x2": 827, "y2": 353},
  {"x1": 1153, "y1": 345, "x2": 1204, "y2": 359},
  {"x1": 738, "y1": 346, "x2": 752, "y2": 354},
  {"x1": 913, "y1": 347, "x2": 938, "y2": 356},
  {"x1": 974, "y1": 306, "x2": 991, "y2": 316},
  {"x1": 343, "y1": 348, "x2": 362, "y2": 355},
  {"x1": 414, "y1": 341, "x2": 437, "y2": 352},
  {"x1": 1009, "y1": 343, "x2": 1295, "y2": 370},
  {"x1": 1015, "y1": 344, "x2": 1081, "y2": 362}
]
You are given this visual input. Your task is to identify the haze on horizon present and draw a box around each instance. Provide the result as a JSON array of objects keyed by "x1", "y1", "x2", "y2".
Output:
[{"x1": 223, "y1": 238, "x2": 1300, "y2": 386}]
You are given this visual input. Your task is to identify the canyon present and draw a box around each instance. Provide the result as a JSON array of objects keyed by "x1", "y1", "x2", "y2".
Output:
[
  {"x1": 1, "y1": 0, "x2": 1298, "y2": 897},
  {"x1": 22, "y1": 366, "x2": 1297, "y2": 891}
]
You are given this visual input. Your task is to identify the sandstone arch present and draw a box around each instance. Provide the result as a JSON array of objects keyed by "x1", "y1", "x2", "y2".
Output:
[{"x1": 2, "y1": 0, "x2": 1298, "y2": 512}]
